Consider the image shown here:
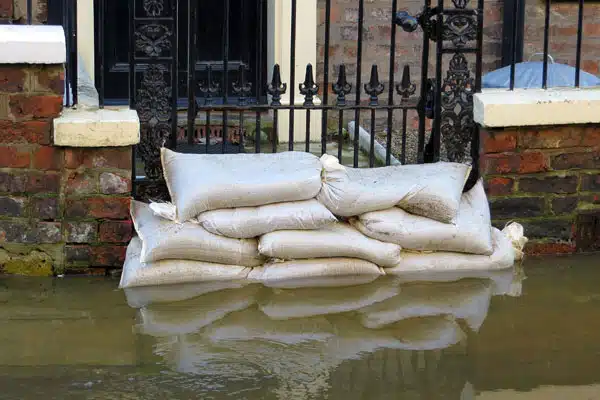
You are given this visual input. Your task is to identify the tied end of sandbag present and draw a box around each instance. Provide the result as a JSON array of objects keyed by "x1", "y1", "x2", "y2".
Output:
[
  {"x1": 502, "y1": 222, "x2": 529, "y2": 261},
  {"x1": 149, "y1": 201, "x2": 178, "y2": 223}
]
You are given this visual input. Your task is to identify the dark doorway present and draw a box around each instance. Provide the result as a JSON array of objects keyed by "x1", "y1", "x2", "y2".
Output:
[{"x1": 96, "y1": 0, "x2": 268, "y2": 105}]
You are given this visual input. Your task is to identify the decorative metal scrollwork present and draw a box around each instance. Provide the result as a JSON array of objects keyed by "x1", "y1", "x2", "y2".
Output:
[
  {"x1": 135, "y1": 23, "x2": 172, "y2": 57},
  {"x1": 451, "y1": 0, "x2": 471, "y2": 10},
  {"x1": 332, "y1": 65, "x2": 352, "y2": 106},
  {"x1": 442, "y1": 14, "x2": 477, "y2": 48},
  {"x1": 143, "y1": 0, "x2": 165, "y2": 17},
  {"x1": 440, "y1": 53, "x2": 475, "y2": 163},
  {"x1": 199, "y1": 65, "x2": 220, "y2": 105},
  {"x1": 364, "y1": 65, "x2": 385, "y2": 106},
  {"x1": 137, "y1": 65, "x2": 172, "y2": 126},
  {"x1": 299, "y1": 64, "x2": 319, "y2": 107},
  {"x1": 267, "y1": 64, "x2": 287, "y2": 106},
  {"x1": 138, "y1": 122, "x2": 171, "y2": 180}
]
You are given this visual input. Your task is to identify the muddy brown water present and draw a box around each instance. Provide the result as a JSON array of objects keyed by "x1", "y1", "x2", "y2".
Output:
[{"x1": 1, "y1": 254, "x2": 599, "y2": 399}]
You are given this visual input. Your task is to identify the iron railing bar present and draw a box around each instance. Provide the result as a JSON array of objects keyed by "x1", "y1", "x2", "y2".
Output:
[
  {"x1": 417, "y1": 0, "x2": 431, "y2": 163},
  {"x1": 354, "y1": 0, "x2": 365, "y2": 168},
  {"x1": 386, "y1": 0, "x2": 398, "y2": 166},
  {"x1": 98, "y1": 0, "x2": 105, "y2": 108},
  {"x1": 369, "y1": 109, "x2": 376, "y2": 167},
  {"x1": 509, "y1": 0, "x2": 519, "y2": 90},
  {"x1": 222, "y1": 0, "x2": 231, "y2": 153},
  {"x1": 433, "y1": 0, "x2": 444, "y2": 161},
  {"x1": 575, "y1": 0, "x2": 584, "y2": 88},
  {"x1": 542, "y1": 0, "x2": 551, "y2": 89},
  {"x1": 401, "y1": 109, "x2": 407, "y2": 164},
  {"x1": 63, "y1": 0, "x2": 71, "y2": 107},
  {"x1": 476, "y1": 0, "x2": 484, "y2": 91},
  {"x1": 27, "y1": 0, "x2": 32, "y2": 24},
  {"x1": 169, "y1": 0, "x2": 178, "y2": 149},
  {"x1": 128, "y1": 0, "x2": 135, "y2": 108},
  {"x1": 194, "y1": 103, "x2": 420, "y2": 112},
  {"x1": 70, "y1": 0, "x2": 78, "y2": 105},
  {"x1": 337, "y1": 110, "x2": 344, "y2": 160},
  {"x1": 321, "y1": 0, "x2": 332, "y2": 156},
  {"x1": 255, "y1": 0, "x2": 264, "y2": 151},
  {"x1": 255, "y1": 112, "x2": 262, "y2": 153},
  {"x1": 305, "y1": 109, "x2": 311, "y2": 152},
  {"x1": 289, "y1": 0, "x2": 297, "y2": 149},
  {"x1": 187, "y1": 0, "x2": 198, "y2": 146}
]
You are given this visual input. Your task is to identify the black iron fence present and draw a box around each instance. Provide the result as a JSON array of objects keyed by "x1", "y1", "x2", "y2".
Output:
[
  {"x1": 51, "y1": 0, "x2": 484, "y2": 200},
  {"x1": 501, "y1": 0, "x2": 592, "y2": 90}
]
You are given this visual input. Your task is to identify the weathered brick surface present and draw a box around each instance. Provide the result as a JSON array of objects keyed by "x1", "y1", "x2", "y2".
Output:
[
  {"x1": 481, "y1": 125, "x2": 600, "y2": 255},
  {"x1": 0, "y1": 64, "x2": 134, "y2": 276}
]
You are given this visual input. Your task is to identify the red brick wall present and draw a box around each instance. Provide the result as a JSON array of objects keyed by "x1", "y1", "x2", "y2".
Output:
[
  {"x1": 0, "y1": 64, "x2": 132, "y2": 276},
  {"x1": 0, "y1": 0, "x2": 47, "y2": 24},
  {"x1": 480, "y1": 125, "x2": 600, "y2": 255}
]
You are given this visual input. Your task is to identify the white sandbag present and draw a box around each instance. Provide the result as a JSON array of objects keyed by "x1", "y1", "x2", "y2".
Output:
[
  {"x1": 386, "y1": 226, "x2": 522, "y2": 276},
  {"x1": 196, "y1": 199, "x2": 337, "y2": 239},
  {"x1": 248, "y1": 258, "x2": 385, "y2": 289},
  {"x1": 317, "y1": 154, "x2": 471, "y2": 222},
  {"x1": 358, "y1": 280, "x2": 493, "y2": 332},
  {"x1": 259, "y1": 277, "x2": 401, "y2": 320},
  {"x1": 136, "y1": 285, "x2": 260, "y2": 337},
  {"x1": 119, "y1": 237, "x2": 252, "y2": 289},
  {"x1": 258, "y1": 223, "x2": 401, "y2": 267},
  {"x1": 161, "y1": 148, "x2": 323, "y2": 221},
  {"x1": 124, "y1": 280, "x2": 251, "y2": 308},
  {"x1": 131, "y1": 200, "x2": 263, "y2": 266},
  {"x1": 353, "y1": 179, "x2": 493, "y2": 255}
]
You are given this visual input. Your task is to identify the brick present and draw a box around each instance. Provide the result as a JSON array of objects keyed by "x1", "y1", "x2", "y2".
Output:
[
  {"x1": 521, "y1": 219, "x2": 574, "y2": 241},
  {"x1": 552, "y1": 196, "x2": 579, "y2": 215},
  {"x1": 519, "y1": 175, "x2": 578, "y2": 194},
  {"x1": 99, "y1": 172, "x2": 131, "y2": 195},
  {"x1": 0, "y1": 67, "x2": 26, "y2": 92},
  {"x1": 64, "y1": 149, "x2": 84, "y2": 169},
  {"x1": 485, "y1": 177, "x2": 514, "y2": 196},
  {"x1": 0, "y1": 196, "x2": 27, "y2": 217},
  {"x1": 481, "y1": 129, "x2": 517, "y2": 153},
  {"x1": 582, "y1": 127, "x2": 600, "y2": 147},
  {"x1": 33, "y1": 146, "x2": 63, "y2": 170},
  {"x1": 518, "y1": 126, "x2": 584, "y2": 149},
  {"x1": 580, "y1": 194, "x2": 600, "y2": 206},
  {"x1": 0, "y1": 221, "x2": 34, "y2": 243},
  {"x1": 526, "y1": 242, "x2": 577, "y2": 256},
  {"x1": 0, "y1": 146, "x2": 30, "y2": 168},
  {"x1": 576, "y1": 211, "x2": 600, "y2": 252},
  {"x1": 481, "y1": 152, "x2": 549, "y2": 175},
  {"x1": 0, "y1": 121, "x2": 52, "y2": 145},
  {"x1": 65, "y1": 222, "x2": 98, "y2": 243},
  {"x1": 34, "y1": 66, "x2": 65, "y2": 95},
  {"x1": 91, "y1": 245, "x2": 127, "y2": 267},
  {"x1": 65, "y1": 171, "x2": 97, "y2": 195},
  {"x1": 65, "y1": 245, "x2": 91, "y2": 263},
  {"x1": 99, "y1": 220, "x2": 133, "y2": 243},
  {"x1": 27, "y1": 173, "x2": 60, "y2": 194},
  {"x1": 0, "y1": 0, "x2": 13, "y2": 18},
  {"x1": 0, "y1": 172, "x2": 28, "y2": 193},
  {"x1": 9, "y1": 95, "x2": 63, "y2": 119},
  {"x1": 581, "y1": 174, "x2": 600, "y2": 192},
  {"x1": 32, "y1": 197, "x2": 59, "y2": 219},
  {"x1": 65, "y1": 197, "x2": 130, "y2": 219},
  {"x1": 551, "y1": 151, "x2": 600, "y2": 170},
  {"x1": 490, "y1": 197, "x2": 545, "y2": 219},
  {"x1": 36, "y1": 222, "x2": 62, "y2": 244},
  {"x1": 84, "y1": 148, "x2": 133, "y2": 169}
]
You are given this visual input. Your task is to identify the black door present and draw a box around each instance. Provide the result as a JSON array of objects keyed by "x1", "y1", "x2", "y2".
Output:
[{"x1": 96, "y1": 0, "x2": 268, "y2": 106}]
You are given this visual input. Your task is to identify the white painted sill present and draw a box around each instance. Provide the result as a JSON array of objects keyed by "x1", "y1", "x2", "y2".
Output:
[{"x1": 474, "y1": 87, "x2": 600, "y2": 128}]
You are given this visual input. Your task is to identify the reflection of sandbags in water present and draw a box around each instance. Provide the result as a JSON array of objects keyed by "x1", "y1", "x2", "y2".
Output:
[
  {"x1": 324, "y1": 315, "x2": 466, "y2": 362},
  {"x1": 119, "y1": 238, "x2": 252, "y2": 288},
  {"x1": 248, "y1": 258, "x2": 385, "y2": 289},
  {"x1": 131, "y1": 201, "x2": 263, "y2": 266},
  {"x1": 258, "y1": 223, "x2": 401, "y2": 268},
  {"x1": 391, "y1": 265, "x2": 524, "y2": 297},
  {"x1": 352, "y1": 180, "x2": 493, "y2": 255},
  {"x1": 202, "y1": 308, "x2": 336, "y2": 345},
  {"x1": 259, "y1": 277, "x2": 401, "y2": 320},
  {"x1": 124, "y1": 280, "x2": 251, "y2": 308},
  {"x1": 136, "y1": 285, "x2": 261, "y2": 337},
  {"x1": 386, "y1": 228, "x2": 516, "y2": 277},
  {"x1": 358, "y1": 280, "x2": 492, "y2": 332}
]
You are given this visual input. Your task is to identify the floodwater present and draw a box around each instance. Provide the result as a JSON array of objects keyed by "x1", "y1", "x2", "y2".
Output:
[{"x1": 1, "y1": 254, "x2": 600, "y2": 400}]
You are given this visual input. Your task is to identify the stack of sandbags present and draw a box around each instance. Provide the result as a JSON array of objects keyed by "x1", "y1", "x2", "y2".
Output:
[{"x1": 318, "y1": 154, "x2": 528, "y2": 276}]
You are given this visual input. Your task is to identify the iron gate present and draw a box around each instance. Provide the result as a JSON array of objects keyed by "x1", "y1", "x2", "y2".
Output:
[{"x1": 120, "y1": 0, "x2": 483, "y2": 200}]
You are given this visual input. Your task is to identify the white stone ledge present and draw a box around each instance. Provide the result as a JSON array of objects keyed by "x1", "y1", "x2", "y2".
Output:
[
  {"x1": 0, "y1": 25, "x2": 66, "y2": 64},
  {"x1": 54, "y1": 108, "x2": 140, "y2": 148},
  {"x1": 474, "y1": 87, "x2": 600, "y2": 128}
]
